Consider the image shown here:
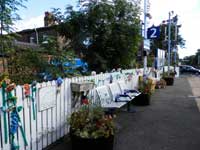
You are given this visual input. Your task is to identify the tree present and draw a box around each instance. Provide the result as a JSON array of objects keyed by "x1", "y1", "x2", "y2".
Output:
[
  {"x1": 0, "y1": 0, "x2": 27, "y2": 71},
  {"x1": 151, "y1": 23, "x2": 185, "y2": 50},
  {"x1": 150, "y1": 22, "x2": 185, "y2": 55},
  {"x1": 7, "y1": 48, "x2": 47, "y2": 84},
  {"x1": 53, "y1": 0, "x2": 142, "y2": 72},
  {"x1": 182, "y1": 49, "x2": 200, "y2": 67}
]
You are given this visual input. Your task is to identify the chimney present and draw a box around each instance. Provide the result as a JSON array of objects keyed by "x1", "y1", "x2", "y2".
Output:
[{"x1": 44, "y1": 11, "x2": 56, "y2": 27}]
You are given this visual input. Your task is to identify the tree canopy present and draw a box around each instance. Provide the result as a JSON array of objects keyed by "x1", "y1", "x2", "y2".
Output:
[
  {"x1": 0, "y1": 0, "x2": 27, "y2": 71},
  {"x1": 53, "y1": 0, "x2": 142, "y2": 72},
  {"x1": 150, "y1": 23, "x2": 185, "y2": 52},
  {"x1": 182, "y1": 49, "x2": 200, "y2": 67}
]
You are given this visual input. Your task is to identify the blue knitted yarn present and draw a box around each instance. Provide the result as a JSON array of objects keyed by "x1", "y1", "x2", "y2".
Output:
[
  {"x1": 10, "y1": 111, "x2": 19, "y2": 134},
  {"x1": 56, "y1": 77, "x2": 63, "y2": 86}
]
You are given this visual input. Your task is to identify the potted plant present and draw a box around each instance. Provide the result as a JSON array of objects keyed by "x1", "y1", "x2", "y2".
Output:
[
  {"x1": 68, "y1": 101, "x2": 115, "y2": 150},
  {"x1": 155, "y1": 79, "x2": 167, "y2": 89},
  {"x1": 134, "y1": 76, "x2": 153, "y2": 105},
  {"x1": 162, "y1": 71, "x2": 176, "y2": 86}
]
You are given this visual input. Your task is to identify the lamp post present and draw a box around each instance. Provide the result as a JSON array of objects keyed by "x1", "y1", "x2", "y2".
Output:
[
  {"x1": 167, "y1": 11, "x2": 173, "y2": 75},
  {"x1": 143, "y1": 0, "x2": 148, "y2": 76}
]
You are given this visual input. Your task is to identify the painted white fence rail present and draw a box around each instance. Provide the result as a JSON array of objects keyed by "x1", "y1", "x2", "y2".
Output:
[{"x1": 0, "y1": 67, "x2": 168, "y2": 150}]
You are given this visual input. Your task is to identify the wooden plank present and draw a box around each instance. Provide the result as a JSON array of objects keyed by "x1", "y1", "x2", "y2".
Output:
[
  {"x1": 46, "y1": 81, "x2": 52, "y2": 146},
  {"x1": 36, "y1": 83, "x2": 43, "y2": 150},
  {"x1": 51, "y1": 81, "x2": 57, "y2": 143},
  {"x1": 41, "y1": 82, "x2": 48, "y2": 149},
  {"x1": 15, "y1": 86, "x2": 25, "y2": 150},
  {"x1": 42, "y1": 110, "x2": 48, "y2": 149},
  {"x1": 22, "y1": 86, "x2": 31, "y2": 150},
  {"x1": 59, "y1": 81, "x2": 65, "y2": 137},
  {"x1": 0, "y1": 88, "x2": 3, "y2": 150},
  {"x1": 64, "y1": 79, "x2": 70, "y2": 135},
  {"x1": 56, "y1": 82, "x2": 61, "y2": 140},
  {"x1": 0, "y1": 89, "x2": 10, "y2": 150},
  {"x1": 30, "y1": 84, "x2": 37, "y2": 150}
]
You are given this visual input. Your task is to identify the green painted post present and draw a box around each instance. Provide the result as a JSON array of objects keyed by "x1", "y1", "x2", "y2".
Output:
[{"x1": 1, "y1": 82, "x2": 8, "y2": 144}]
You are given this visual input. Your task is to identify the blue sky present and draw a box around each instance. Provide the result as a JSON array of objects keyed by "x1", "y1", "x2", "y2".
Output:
[
  {"x1": 15, "y1": 0, "x2": 200, "y2": 58},
  {"x1": 18, "y1": 0, "x2": 76, "y2": 19}
]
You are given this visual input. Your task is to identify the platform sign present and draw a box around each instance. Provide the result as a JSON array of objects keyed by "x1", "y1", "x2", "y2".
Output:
[{"x1": 147, "y1": 26, "x2": 160, "y2": 39}]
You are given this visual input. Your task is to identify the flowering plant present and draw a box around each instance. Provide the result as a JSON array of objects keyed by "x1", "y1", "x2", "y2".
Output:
[
  {"x1": 69, "y1": 103, "x2": 115, "y2": 139},
  {"x1": 138, "y1": 76, "x2": 154, "y2": 95},
  {"x1": 155, "y1": 79, "x2": 166, "y2": 89},
  {"x1": 162, "y1": 70, "x2": 176, "y2": 78}
]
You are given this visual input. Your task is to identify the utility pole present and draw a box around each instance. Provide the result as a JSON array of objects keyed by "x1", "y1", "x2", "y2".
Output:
[
  {"x1": 143, "y1": 0, "x2": 147, "y2": 76},
  {"x1": 174, "y1": 15, "x2": 178, "y2": 72},
  {"x1": 167, "y1": 11, "x2": 173, "y2": 75}
]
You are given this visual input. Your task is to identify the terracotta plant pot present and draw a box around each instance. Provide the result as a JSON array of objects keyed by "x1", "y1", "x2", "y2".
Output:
[
  {"x1": 133, "y1": 93, "x2": 151, "y2": 106},
  {"x1": 70, "y1": 133, "x2": 114, "y2": 150}
]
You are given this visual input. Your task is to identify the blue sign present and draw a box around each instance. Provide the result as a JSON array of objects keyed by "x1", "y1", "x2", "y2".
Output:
[{"x1": 147, "y1": 26, "x2": 160, "y2": 39}]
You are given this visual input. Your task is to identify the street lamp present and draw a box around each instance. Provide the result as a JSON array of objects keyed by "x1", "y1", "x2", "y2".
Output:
[
  {"x1": 143, "y1": 0, "x2": 148, "y2": 76},
  {"x1": 167, "y1": 11, "x2": 173, "y2": 75},
  {"x1": 166, "y1": 12, "x2": 180, "y2": 74}
]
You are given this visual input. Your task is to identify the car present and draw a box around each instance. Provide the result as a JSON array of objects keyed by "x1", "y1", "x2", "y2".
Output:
[{"x1": 179, "y1": 65, "x2": 200, "y2": 74}]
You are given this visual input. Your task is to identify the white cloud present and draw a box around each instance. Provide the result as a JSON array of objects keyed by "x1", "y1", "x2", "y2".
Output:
[
  {"x1": 149, "y1": 0, "x2": 200, "y2": 58},
  {"x1": 14, "y1": 15, "x2": 44, "y2": 31}
]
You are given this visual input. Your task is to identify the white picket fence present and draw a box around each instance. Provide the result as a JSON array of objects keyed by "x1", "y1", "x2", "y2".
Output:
[{"x1": 0, "y1": 67, "x2": 166, "y2": 150}]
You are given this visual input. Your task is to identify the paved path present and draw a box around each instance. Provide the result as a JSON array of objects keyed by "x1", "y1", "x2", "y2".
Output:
[{"x1": 47, "y1": 77, "x2": 200, "y2": 150}]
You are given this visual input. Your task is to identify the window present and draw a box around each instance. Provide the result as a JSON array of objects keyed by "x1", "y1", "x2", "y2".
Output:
[{"x1": 30, "y1": 37, "x2": 34, "y2": 43}]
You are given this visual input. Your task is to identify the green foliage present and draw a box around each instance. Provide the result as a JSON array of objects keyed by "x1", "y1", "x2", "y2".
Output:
[
  {"x1": 0, "y1": 0, "x2": 27, "y2": 70},
  {"x1": 7, "y1": 49, "x2": 47, "y2": 84},
  {"x1": 0, "y1": 0, "x2": 27, "y2": 33},
  {"x1": 40, "y1": 36, "x2": 84, "y2": 77},
  {"x1": 69, "y1": 104, "x2": 115, "y2": 139},
  {"x1": 150, "y1": 23, "x2": 185, "y2": 52},
  {"x1": 53, "y1": 0, "x2": 142, "y2": 72},
  {"x1": 161, "y1": 70, "x2": 176, "y2": 78},
  {"x1": 40, "y1": 35, "x2": 59, "y2": 55},
  {"x1": 182, "y1": 49, "x2": 200, "y2": 67}
]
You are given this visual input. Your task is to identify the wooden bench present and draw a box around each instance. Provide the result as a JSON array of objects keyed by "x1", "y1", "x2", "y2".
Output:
[
  {"x1": 108, "y1": 82, "x2": 135, "y2": 112},
  {"x1": 108, "y1": 83, "x2": 132, "y2": 102},
  {"x1": 95, "y1": 85, "x2": 127, "y2": 109},
  {"x1": 117, "y1": 80, "x2": 141, "y2": 98}
]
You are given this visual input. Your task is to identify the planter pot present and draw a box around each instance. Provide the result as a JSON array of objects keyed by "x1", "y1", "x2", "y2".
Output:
[
  {"x1": 163, "y1": 77, "x2": 174, "y2": 86},
  {"x1": 133, "y1": 93, "x2": 151, "y2": 106},
  {"x1": 70, "y1": 133, "x2": 114, "y2": 150}
]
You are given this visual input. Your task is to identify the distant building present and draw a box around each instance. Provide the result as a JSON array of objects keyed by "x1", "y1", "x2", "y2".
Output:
[
  {"x1": 15, "y1": 11, "x2": 66, "y2": 51},
  {"x1": 0, "y1": 12, "x2": 65, "y2": 73},
  {"x1": 16, "y1": 25, "x2": 57, "y2": 44}
]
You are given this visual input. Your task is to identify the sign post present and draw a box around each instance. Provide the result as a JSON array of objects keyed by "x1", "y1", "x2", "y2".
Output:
[{"x1": 143, "y1": 0, "x2": 148, "y2": 76}]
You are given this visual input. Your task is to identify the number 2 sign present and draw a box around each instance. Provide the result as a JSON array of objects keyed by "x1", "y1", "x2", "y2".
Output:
[{"x1": 147, "y1": 26, "x2": 160, "y2": 39}]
